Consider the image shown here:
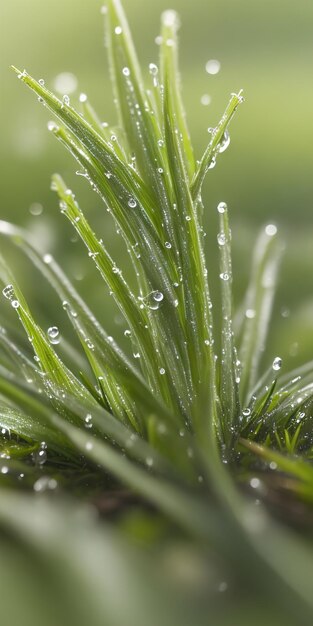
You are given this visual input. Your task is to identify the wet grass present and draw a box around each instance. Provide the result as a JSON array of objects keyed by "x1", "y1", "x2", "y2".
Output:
[{"x1": 0, "y1": 1, "x2": 313, "y2": 625}]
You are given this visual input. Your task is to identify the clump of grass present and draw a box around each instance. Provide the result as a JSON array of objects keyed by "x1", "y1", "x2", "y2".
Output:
[{"x1": 1, "y1": 0, "x2": 313, "y2": 623}]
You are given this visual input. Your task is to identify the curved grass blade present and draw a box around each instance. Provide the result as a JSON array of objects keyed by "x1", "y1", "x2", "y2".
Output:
[
  {"x1": 237, "y1": 225, "x2": 282, "y2": 404},
  {"x1": 191, "y1": 91, "x2": 244, "y2": 200}
]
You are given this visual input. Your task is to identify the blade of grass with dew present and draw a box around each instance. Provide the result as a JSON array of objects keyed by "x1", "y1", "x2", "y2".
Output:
[
  {"x1": 236, "y1": 224, "x2": 282, "y2": 404},
  {"x1": 217, "y1": 202, "x2": 240, "y2": 449},
  {"x1": 52, "y1": 175, "x2": 192, "y2": 418},
  {"x1": 160, "y1": 13, "x2": 218, "y2": 434},
  {"x1": 0, "y1": 221, "x2": 177, "y2": 427},
  {"x1": 159, "y1": 9, "x2": 195, "y2": 179},
  {"x1": 190, "y1": 91, "x2": 244, "y2": 201},
  {"x1": 106, "y1": 0, "x2": 179, "y2": 245}
]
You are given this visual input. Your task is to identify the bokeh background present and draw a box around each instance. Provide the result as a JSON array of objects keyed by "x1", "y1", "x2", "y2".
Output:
[{"x1": 1, "y1": 0, "x2": 313, "y2": 371}]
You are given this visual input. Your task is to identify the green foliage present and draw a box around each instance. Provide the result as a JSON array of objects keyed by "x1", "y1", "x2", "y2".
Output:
[{"x1": 1, "y1": 1, "x2": 313, "y2": 624}]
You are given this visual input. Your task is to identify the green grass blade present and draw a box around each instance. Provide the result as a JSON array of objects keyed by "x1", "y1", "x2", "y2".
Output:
[
  {"x1": 237, "y1": 225, "x2": 282, "y2": 404},
  {"x1": 159, "y1": 10, "x2": 195, "y2": 179},
  {"x1": 191, "y1": 92, "x2": 244, "y2": 200},
  {"x1": 217, "y1": 202, "x2": 240, "y2": 447}
]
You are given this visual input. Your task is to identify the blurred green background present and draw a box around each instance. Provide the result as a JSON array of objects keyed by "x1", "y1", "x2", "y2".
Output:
[{"x1": 1, "y1": 0, "x2": 313, "y2": 370}]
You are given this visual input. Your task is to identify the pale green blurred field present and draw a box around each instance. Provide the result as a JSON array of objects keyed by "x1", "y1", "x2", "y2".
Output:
[{"x1": 1, "y1": 0, "x2": 313, "y2": 369}]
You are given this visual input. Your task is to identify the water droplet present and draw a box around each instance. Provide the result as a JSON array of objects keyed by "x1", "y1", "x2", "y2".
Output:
[
  {"x1": 272, "y1": 356, "x2": 282, "y2": 371},
  {"x1": 124, "y1": 329, "x2": 131, "y2": 338},
  {"x1": 140, "y1": 290, "x2": 164, "y2": 310},
  {"x1": 47, "y1": 121, "x2": 58, "y2": 134},
  {"x1": 1, "y1": 467, "x2": 9, "y2": 475},
  {"x1": 164, "y1": 241, "x2": 172, "y2": 249},
  {"x1": 36, "y1": 477, "x2": 58, "y2": 492},
  {"x1": 265, "y1": 224, "x2": 277, "y2": 237},
  {"x1": 185, "y1": 215, "x2": 192, "y2": 221},
  {"x1": 200, "y1": 94, "x2": 211, "y2": 106},
  {"x1": 149, "y1": 63, "x2": 159, "y2": 76},
  {"x1": 133, "y1": 352, "x2": 140, "y2": 359},
  {"x1": 34, "y1": 447, "x2": 47, "y2": 466},
  {"x1": 128, "y1": 197, "x2": 137, "y2": 208},
  {"x1": 122, "y1": 66, "x2": 130, "y2": 76},
  {"x1": 205, "y1": 59, "x2": 221, "y2": 75},
  {"x1": 54, "y1": 72, "x2": 77, "y2": 94},
  {"x1": 245, "y1": 309, "x2": 256, "y2": 319},
  {"x1": 85, "y1": 441, "x2": 93, "y2": 451},
  {"x1": 242, "y1": 408, "x2": 251, "y2": 417},
  {"x1": 47, "y1": 326, "x2": 60, "y2": 345},
  {"x1": 79, "y1": 92, "x2": 88, "y2": 103},
  {"x1": 43, "y1": 254, "x2": 52, "y2": 264},
  {"x1": 62, "y1": 94, "x2": 70, "y2": 106},
  {"x1": 219, "y1": 272, "x2": 229, "y2": 281},
  {"x1": 85, "y1": 414, "x2": 93, "y2": 429},
  {"x1": 11, "y1": 300, "x2": 20, "y2": 309},
  {"x1": 29, "y1": 202, "x2": 43, "y2": 216},
  {"x1": 158, "y1": 167, "x2": 163, "y2": 174},
  {"x1": 217, "y1": 202, "x2": 227, "y2": 214},
  {"x1": 2, "y1": 284, "x2": 14, "y2": 300},
  {"x1": 250, "y1": 477, "x2": 261, "y2": 489},
  {"x1": 207, "y1": 156, "x2": 216, "y2": 169},
  {"x1": 217, "y1": 232, "x2": 226, "y2": 246},
  {"x1": 218, "y1": 130, "x2": 230, "y2": 153},
  {"x1": 159, "y1": 368, "x2": 166, "y2": 375},
  {"x1": 38, "y1": 78, "x2": 45, "y2": 86},
  {"x1": 115, "y1": 26, "x2": 122, "y2": 35}
]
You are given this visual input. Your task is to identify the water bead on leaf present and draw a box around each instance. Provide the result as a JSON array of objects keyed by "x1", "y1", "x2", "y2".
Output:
[
  {"x1": 265, "y1": 224, "x2": 277, "y2": 237},
  {"x1": 47, "y1": 326, "x2": 60, "y2": 345},
  {"x1": 217, "y1": 202, "x2": 227, "y2": 214},
  {"x1": 128, "y1": 197, "x2": 137, "y2": 208},
  {"x1": 140, "y1": 290, "x2": 164, "y2": 310}
]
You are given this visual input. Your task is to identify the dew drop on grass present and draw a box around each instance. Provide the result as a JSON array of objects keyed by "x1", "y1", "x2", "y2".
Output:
[
  {"x1": 165, "y1": 241, "x2": 172, "y2": 249},
  {"x1": 62, "y1": 94, "x2": 70, "y2": 106},
  {"x1": 217, "y1": 232, "x2": 226, "y2": 246},
  {"x1": 265, "y1": 224, "x2": 277, "y2": 237},
  {"x1": 159, "y1": 367, "x2": 166, "y2": 375},
  {"x1": 38, "y1": 78, "x2": 45, "y2": 86},
  {"x1": 245, "y1": 309, "x2": 256, "y2": 319},
  {"x1": 141, "y1": 290, "x2": 164, "y2": 310},
  {"x1": 250, "y1": 477, "x2": 261, "y2": 489},
  {"x1": 122, "y1": 66, "x2": 130, "y2": 76},
  {"x1": 85, "y1": 414, "x2": 93, "y2": 429},
  {"x1": 79, "y1": 92, "x2": 88, "y2": 103},
  {"x1": 217, "y1": 202, "x2": 227, "y2": 214},
  {"x1": 85, "y1": 441, "x2": 93, "y2": 451},
  {"x1": 149, "y1": 63, "x2": 158, "y2": 76},
  {"x1": 218, "y1": 130, "x2": 230, "y2": 153},
  {"x1": 2, "y1": 284, "x2": 14, "y2": 300},
  {"x1": 205, "y1": 59, "x2": 221, "y2": 75},
  {"x1": 128, "y1": 197, "x2": 137, "y2": 208},
  {"x1": 11, "y1": 300, "x2": 20, "y2": 309},
  {"x1": 1, "y1": 467, "x2": 9, "y2": 475},
  {"x1": 207, "y1": 157, "x2": 216, "y2": 170},
  {"x1": 115, "y1": 26, "x2": 123, "y2": 35},
  {"x1": 219, "y1": 272, "x2": 229, "y2": 281},
  {"x1": 124, "y1": 329, "x2": 131, "y2": 338},
  {"x1": 242, "y1": 408, "x2": 251, "y2": 417},
  {"x1": 47, "y1": 326, "x2": 60, "y2": 345},
  {"x1": 272, "y1": 356, "x2": 282, "y2": 371}
]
